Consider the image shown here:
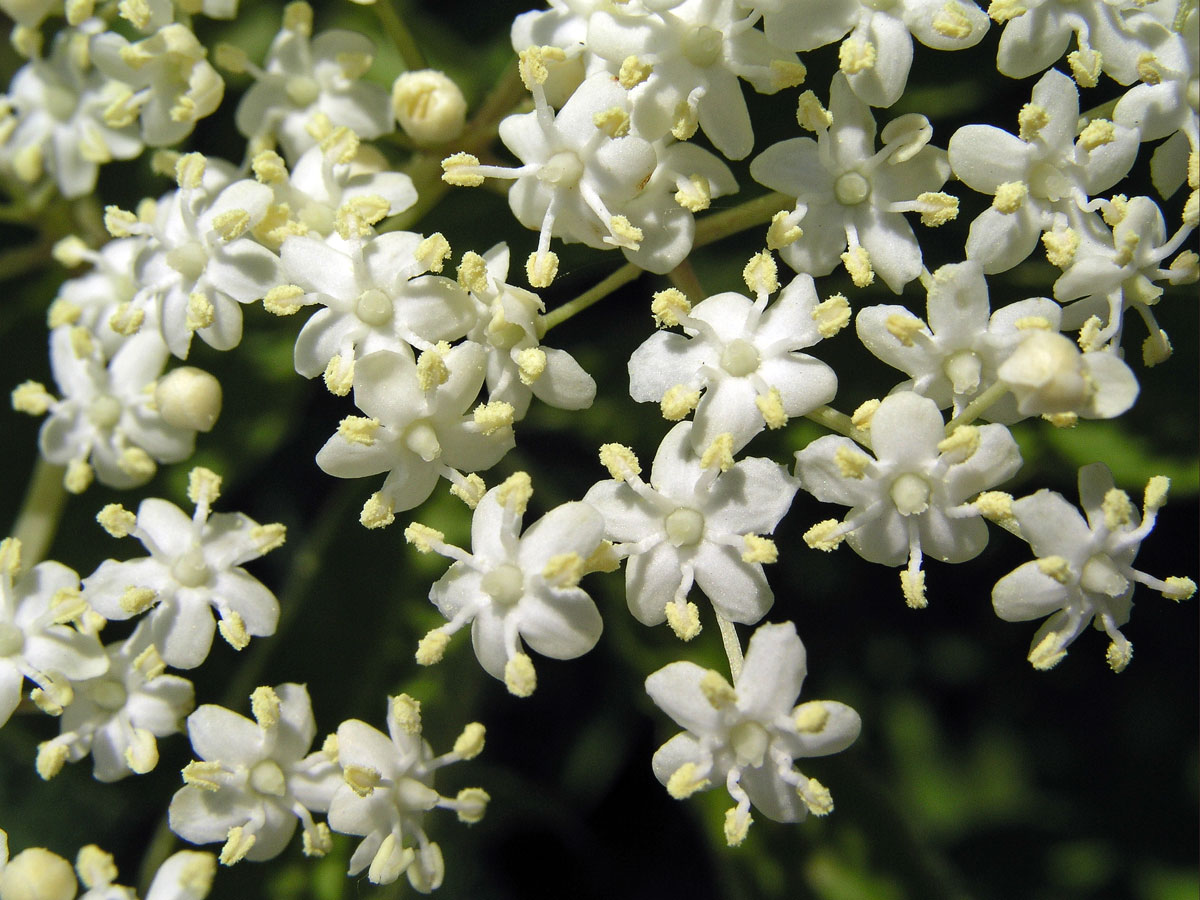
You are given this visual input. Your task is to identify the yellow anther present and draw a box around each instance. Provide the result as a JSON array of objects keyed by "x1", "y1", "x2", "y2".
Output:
[
  {"x1": 992, "y1": 181, "x2": 1028, "y2": 213},
  {"x1": 473, "y1": 400, "x2": 515, "y2": 435},
  {"x1": 324, "y1": 354, "x2": 355, "y2": 396},
  {"x1": 841, "y1": 245, "x2": 874, "y2": 287},
  {"x1": 724, "y1": 807, "x2": 752, "y2": 846},
  {"x1": 496, "y1": 471, "x2": 533, "y2": 514},
  {"x1": 251, "y1": 150, "x2": 289, "y2": 185},
  {"x1": 594, "y1": 106, "x2": 631, "y2": 138},
  {"x1": 660, "y1": 385, "x2": 701, "y2": 421},
  {"x1": 742, "y1": 250, "x2": 778, "y2": 296},
  {"x1": 1028, "y1": 630, "x2": 1067, "y2": 670},
  {"x1": 1102, "y1": 487, "x2": 1135, "y2": 529},
  {"x1": 1067, "y1": 48, "x2": 1102, "y2": 88},
  {"x1": 218, "y1": 611, "x2": 251, "y2": 650},
  {"x1": 1037, "y1": 555, "x2": 1074, "y2": 584},
  {"x1": 526, "y1": 250, "x2": 559, "y2": 288},
  {"x1": 0, "y1": 537, "x2": 20, "y2": 576},
  {"x1": 65, "y1": 459, "x2": 95, "y2": 494},
  {"x1": 770, "y1": 59, "x2": 807, "y2": 90},
  {"x1": 11, "y1": 25, "x2": 42, "y2": 59},
  {"x1": 834, "y1": 444, "x2": 871, "y2": 478},
  {"x1": 441, "y1": 152, "x2": 485, "y2": 187},
  {"x1": 794, "y1": 701, "x2": 830, "y2": 733},
  {"x1": 850, "y1": 399, "x2": 879, "y2": 431},
  {"x1": 1078, "y1": 119, "x2": 1116, "y2": 151},
  {"x1": 186, "y1": 293, "x2": 215, "y2": 331},
  {"x1": 360, "y1": 492, "x2": 395, "y2": 529},
  {"x1": 937, "y1": 425, "x2": 980, "y2": 460},
  {"x1": 107, "y1": 303, "x2": 144, "y2": 336},
  {"x1": 700, "y1": 669, "x2": 737, "y2": 708},
  {"x1": 516, "y1": 347, "x2": 547, "y2": 385},
  {"x1": 36, "y1": 740, "x2": 69, "y2": 781},
  {"x1": 133, "y1": 644, "x2": 167, "y2": 681},
  {"x1": 1042, "y1": 412, "x2": 1078, "y2": 428},
  {"x1": 802, "y1": 777, "x2": 834, "y2": 816},
  {"x1": 416, "y1": 630, "x2": 451, "y2": 665},
  {"x1": 1113, "y1": 230, "x2": 1140, "y2": 268},
  {"x1": 335, "y1": 195, "x2": 389, "y2": 239},
  {"x1": 608, "y1": 215, "x2": 643, "y2": 248},
  {"x1": 598, "y1": 443, "x2": 641, "y2": 482},
  {"x1": 47, "y1": 299, "x2": 83, "y2": 328},
  {"x1": 1168, "y1": 250, "x2": 1198, "y2": 282},
  {"x1": 988, "y1": 0, "x2": 1027, "y2": 21},
  {"x1": 1077, "y1": 316, "x2": 1105, "y2": 353},
  {"x1": 454, "y1": 722, "x2": 486, "y2": 759},
  {"x1": 505, "y1": 652, "x2": 537, "y2": 697},
  {"x1": 584, "y1": 540, "x2": 620, "y2": 574},
  {"x1": 1102, "y1": 195, "x2": 1130, "y2": 227},
  {"x1": 1162, "y1": 576, "x2": 1196, "y2": 601},
  {"x1": 118, "y1": 0, "x2": 152, "y2": 28},
  {"x1": 1042, "y1": 228, "x2": 1080, "y2": 268},
  {"x1": 416, "y1": 341, "x2": 452, "y2": 391},
  {"x1": 674, "y1": 174, "x2": 712, "y2": 212},
  {"x1": 391, "y1": 694, "x2": 422, "y2": 735},
  {"x1": 809, "y1": 293, "x2": 850, "y2": 339},
  {"x1": 283, "y1": 1, "x2": 313, "y2": 36},
  {"x1": 917, "y1": 191, "x2": 959, "y2": 226},
  {"x1": 12, "y1": 143, "x2": 43, "y2": 182},
  {"x1": 52, "y1": 235, "x2": 90, "y2": 268},
  {"x1": 175, "y1": 152, "x2": 206, "y2": 190},
  {"x1": 741, "y1": 534, "x2": 778, "y2": 565},
  {"x1": 700, "y1": 433, "x2": 735, "y2": 472},
  {"x1": 251, "y1": 523, "x2": 287, "y2": 555},
  {"x1": 213, "y1": 42, "x2": 249, "y2": 75},
  {"x1": 1018, "y1": 105, "x2": 1051, "y2": 143},
  {"x1": 665, "y1": 601, "x2": 702, "y2": 641},
  {"x1": 974, "y1": 491, "x2": 1014, "y2": 523},
  {"x1": 182, "y1": 760, "x2": 224, "y2": 791},
  {"x1": 404, "y1": 522, "x2": 445, "y2": 554},
  {"x1": 1013, "y1": 314, "x2": 1052, "y2": 330},
  {"x1": 188, "y1": 466, "x2": 222, "y2": 507},
  {"x1": 651, "y1": 287, "x2": 691, "y2": 327},
  {"x1": 31, "y1": 674, "x2": 72, "y2": 714},
  {"x1": 96, "y1": 503, "x2": 137, "y2": 539},
  {"x1": 263, "y1": 284, "x2": 306, "y2": 316},
  {"x1": 119, "y1": 448, "x2": 156, "y2": 483},
  {"x1": 302, "y1": 823, "x2": 333, "y2": 858},
  {"x1": 755, "y1": 387, "x2": 787, "y2": 429},
  {"x1": 932, "y1": 1, "x2": 975, "y2": 38},
  {"x1": 541, "y1": 551, "x2": 584, "y2": 588},
  {"x1": 884, "y1": 312, "x2": 925, "y2": 347},
  {"x1": 1106, "y1": 640, "x2": 1133, "y2": 672},
  {"x1": 344, "y1": 763, "x2": 381, "y2": 797},
  {"x1": 212, "y1": 209, "x2": 250, "y2": 242},
  {"x1": 618, "y1": 55, "x2": 653, "y2": 89},
  {"x1": 455, "y1": 787, "x2": 491, "y2": 823},
  {"x1": 220, "y1": 826, "x2": 257, "y2": 866},
  {"x1": 666, "y1": 762, "x2": 710, "y2": 799},
  {"x1": 1144, "y1": 475, "x2": 1170, "y2": 510},
  {"x1": 49, "y1": 587, "x2": 88, "y2": 625},
  {"x1": 11, "y1": 381, "x2": 54, "y2": 416},
  {"x1": 804, "y1": 519, "x2": 845, "y2": 551},
  {"x1": 669, "y1": 100, "x2": 699, "y2": 140},
  {"x1": 337, "y1": 415, "x2": 380, "y2": 447},
  {"x1": 119, "y1": 586, "x2": 158, "y2": 615},
  {"x1": 456, "y1": 251, "x2": 489, "y2": 293},
  {"x1": 104, "y1": 206, "x2": 139, "y2": 238},
  {"x1": 1136, "y1": 52, "x2": 1163, "y2": 84},
  {"x1": 796, "y1": 90, "x2": 833, "y2": 132},
  {"x1": 336, "y1": 51, "x2": 373, "y2": 81},
  {"x1": 839, "y1": 37, "x2": 876, "y2": 74},
  {"x1": 900, "y1": 568, "x2": 927, "y2": 609},
  {"x1": 250, "y1": 686, "x2": 281, "y2": 729},
  {"x1": 767, "y1": 210, "x2": 803, "y2": 249},
  {"x1": 69, "y1": 326, "x2": 95, "y2": 360},
  {"x1": 450, "y1": 473, "x2": 487, "y2": 509},
  {"x1": 517, "y1": 46, "x2": 564, "y2": 89}
]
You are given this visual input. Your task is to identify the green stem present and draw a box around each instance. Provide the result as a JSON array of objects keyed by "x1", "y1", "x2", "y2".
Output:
[
  {"x1": 540, "y1": 261, "x2": 641, "y2": 333},
  {"x1": 10, "y1": 457, "x2": 67, "y2": 567},
  {"x1": 805, "y1": 404, "x2": 871, "y2": 447},
  {"x1": 716, "y1": 614, "x2": 744, "y2": 681},
  {"x1": 945, "y1": 380, "x2": 1009, "y2": 433},
  {"x1": 693, "y1": 191, "x2": 790, "y2": 249},
  {"x1": 375, "y1": 0, "x2": 426, "y2": 72},
  {"x1": 667, "y1": 257, "x2": 707, "y2": 302},
  {"x1": 0, "y1": 239, "x2": 52, "y2": 281}
]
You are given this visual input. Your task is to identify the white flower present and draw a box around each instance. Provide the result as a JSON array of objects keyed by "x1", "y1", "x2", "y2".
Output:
[
  {"x1": 992, "y1": 463, "x2": 1196, "y2": 672},
  {"x1": 628, "y1": 270, "x2": 838, "y2": 454},
  {"x1": 0, "y1": 839, "x2": 77, "y2": 900},
  {"x1": 37, "y1": 622, "x2": 193, "y2": 782},
  {"x1": 143, "y1": 851, "x2": 217, "y2": 900},
  {"x1": 795, "y1": 391, "x2": 1021, "y2": 606},
  {"x1": 84, "y1": 468, "x2": 286, "y2": 669},
  {"x1": 234, "y1": 9, "x2": 391, "y2": 162},
  {"x1": 49, "y1": 237, "x2": 148, "y2": 356},
  {"x1": 409, "y1": 472, "x2": 604, "y2": 696},
  {"x1": 646, "y1": 621, "x2": 861, "y2": 844},
  {"x1": 314, "y1": 345, "x2": 513, "y2": 526},
  {"x1": 583, "y1": 422, "x2": 797, "y2": 635},
  {"x1": 996, "y1": 329, "x2": 1139, "y2": 420},
  {"x1": 169, "y1": 684, "x2": 340, "y2": 863},
  {"x1": 329, "y1": 694, "x2": 489, "y2": 887},
  {"x1": 0, "y1": 538, "x2": 107, "y2": 728},
  {"x1": 751, "y1": 73, "x2": 952, "y2": 291}
]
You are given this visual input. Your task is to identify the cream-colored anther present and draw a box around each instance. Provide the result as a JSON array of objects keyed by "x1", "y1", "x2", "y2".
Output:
[
  {"x1": 344, "y1": 763, "x2": 381, "y2": 797},
  {"x1": 97, "y1": 503, "x2": 137, "y2": 538},
  {"x1": 755, "y1": 387, "x2": 787, "y2": 429},
  {"x1": 252, "y1": 523, "x2": 287, "y2": 555},
  {"x1": 937, "y1": 425, "x2": 980, "y2": 460},
  {"x1": 496, "y1": 471, "x2": 533, "y2": 514},
  {"x1": 724, "y1": 807, "x2": 752, "y2": 846},
  {"x1": 504, "y1": 652, "x2": 537, "y2": 697},
  {"x1": 453, "y1": 722, "x2": 486, "y2": 759},
  {"x1": 594, "y1": 106, "x2": 631, "y2": 138},
  {"x1": 455, "y1": 787, "x2": 491, "y2": 823},
  {"x1": 794, "y1": 701, "x2": 830, "y2": 733},
  {"x1": 741, "y1": 534, "x2": 777, "y2": 564},
  {"x1": 250, "y1": 685, "x2": 280, "y2": 729},
  {"x1": 1028, "y1": 630, "x2": 1067, "y2": 670},
  {"x1": 890, "y1": 473, "x2": 931, "y2": 516},
  {"x1": 1042, "y1": 228, "x2": 1080, "y2": 267},
  {"x1": 599, "y1": 443, "x2": 641, "y2": 481},
  {"x1": 988, "y1": 0, "x2": 1027, "y2": 22},
  {"x1": 1017, "y1": 103, "x2": 1050, "y2": 142},
  {"x1": 885, "y1": 312, "x2": 925, "y2": 346},
  {"x1": 450, "y1": 473, "x2": 486, "y2": 509},
  {"x1": 900, "y1": 568, "x2": 927, "y2": 608},
  {"x1": 700, "y1": 433, "x2": 734, "y2": 472},
  {"x1": 1078, "y1": 119, "x2": 1116, "y2": 151},
  {"x1": 1102, "y1": 487, "x2": 1134, "y2": 529},
  {"x1": 1037, "y1": 555, "x2": 1073, "y2": 584},
  {"x1": 11, "y1": 381, "x2": 54, "y2": 416},
  {"x1": 404, "y1": 522, "x2": 444, "y2": 554},
  {"x1": 812, "y1": 293, "x2": 850, "y2": 338},
  {"x1": 473, "y1": 400, "x2": 514, "y2": 435},
  {"x1": 664, "y1": 601, "x2": 701, "y2": 641},
  {"x1": 805, "y1": 519, "x2": 845, "y2": 551},
  {"x1": 675, "y1": 174, "x2": 711, "y2": 212},
  {"x1": 526, "y1": 250, "x2": 559, "y2": 288},
  {"x1": 767, "y1": 209, "x2": 803, "y2": 248},
  {"x1": 324, "y1": 354, "x2": 355, "y2": 396},
  {"x1": 651, "y1": 287, "x2": 691, "y2": 327},
  {"x1": 834, "y1": 445, "x2": 871, "y2": 479},
  {"x1": 186, "y1": 293, "x2": 215, "y2": 331},
  {"x1": 699, "y1": 669, "x2": 736, "y2": 708},
  {"x1": 218, "y1": 611, "x2": 251, "y2": 650},
  {"x1": 516, "y1": 347, "x2": 547, "y2": 385},
  {"x1": 543, "y1": 552, "x2": 584, "y2": 588},
  {"x1": 220, "y1": 826, "x2": 256, "y2": 866},
  {"x1": 119, "y1": 586, "x2": 158, "y2": 616},
  {"x1": 839, "y1": 37, "x2": 876, "y2": 73},
  {"x1": 666, "y1": 762, "x2": 710, "y2": 799},
  {"x1": 441, "y1": 152, "x2": 484, "y2": 187},
  {"x1": 391, "y1": 693, "x2": 422, "y2": 735},
  {"x1": 64, "y1": 459, "x2": 95, "y2": 494},
  {"x1": 416, "y1": 342, "x2": 452, "y2": 391},
  {"x1": 415, "y1": 629, "x2": 450, "y2": 665},
  {"x1": 1067, "y1": 48, "x2": 1102, "y2": 88},
  {"x1": 618, "y1": 55, "x2": 652, "y2": 88},
  {"x1": 841, "y1": 245, "x2": 874, "y2": 286},
  {"x1": 182, "y1": 759, "x2": 224, "y2": 791},
  {"x1": 742, "y1": 250, "x2": 778, "y2": 295},
  {"x1": 104, "y1": 205, "x2": 139, "y2": 238},
  {"x1": 917, "y1": 191, "x2": 959, "y2": 226},
  {"x1": 456, "y1": 251, "x2": 489, "y2": 293},
  {"x1": 796, "y1": 90, "x2": 832, "y2": 132},
  {"x1": 932, "y1": 1, "x2": 974, "y2": 38},
  {"x1": 992, "y1": 181, "x2": 1028, "y2": 213}
]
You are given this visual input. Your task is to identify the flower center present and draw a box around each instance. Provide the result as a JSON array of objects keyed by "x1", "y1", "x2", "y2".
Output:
[
  {"x1": 45, "y1": 83, "x2": 79, "y2": 121},
  {"x1": 1028, "y1": 162, "x2": 1070, "y2": 201},
  {"x1": 91, "y1": 679, "x2": 128, "y2": 712},
  {"x1": 404, "y1": 420, "x2": 442, "y2": 462},
  {"x1": 165, "y1": 242, "x2": 209, "y2": 282},
  {"x1": 664, "y1": 508, "x2": 705, "y2": 547},
  {"x1": 944, "y1": 350, "x2": 982, "y2": 396},
  {"x1": 172, "y1": 547, "x2": 211, "y2": 588},
  {"x1": 1081, "y1": 553, "x2": 1129, "y2": 596},
  {"x1": 682, "y1": 25, "x2": 723, "y2": 67},
  {"x1": 88, "y1": 394, "x2": 123, "y2": 429},
  {"x1": 356, "y1": 288, "x2": 393, "y2": 327},
  {"x1": 720, "y1": 339, "x2": 760, "y2": 377},
  {"x1": 250, "y1": 759, "x2": 287, "y2": 797},
  {"x1": 285, "y1": 75, "x2": 320, "y2": 107},
  {"x1": 890, "y1": 473, "x2": 931, "y2": 516},
  {"x1": 0, "y1": 622, "x2": 24, "y2": 657},
  {"x1": 834, "y1": 171, "x2": 871, "y2": 206},
  {"x1": 482, "y1": 563, "x2": 525, "y2": 606},
  {"x1": 730, "y1": 720, "x2": 770, "y2": 768},
  {"x1": 538, "y1": 151, "x2": 584, "y2": 188}
]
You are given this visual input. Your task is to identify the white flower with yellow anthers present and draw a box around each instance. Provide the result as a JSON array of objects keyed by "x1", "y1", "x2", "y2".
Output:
[
  {"x1": 628, "y1": 260, "x2": 838, "y2": 455},
  {"x1": 83, "y1": 467, "x2": 287, "y2": 669},
  {"x1": 14, "y1": 327, "x2": 201, "y2": 493},
  {"x1": 409, "y1": 473, "x2": 605, "y2": 696},
  {"x1": 90, "y1": 23, "x2": 225, "y2": 147},
  {"x1": 796, "y1": 391, "x2": 1021, "y2": 607},
  {"x1": 250, "y1": 136, "x2": 417, "y2": 249},
  {"x1": 36, "y1": 621, "x2": 194, "y2": 783},
  {"x1": 992, "y1": 463, "x2": 1196, "y2": 672},
  {"x1": 0, "y1": 27, "x2": 143, "y2": 198},
  {"x1": 750, "y1": 73, "x2": 954, "y2": 292},
  {"x1": 1050, "y1": 195, "x2": 1197, "y2": 360},
  {"x1": 442, "y1": 70, "x2": 735, "y2": 283},
  {"x1": 277, "y1": 232, "x2": 474, "y2": 387},
  {"x1": 168, "y1": 684, "x2": 341, "y2": 864},
  {"x1": 744, "y1": 0, "x2": 989, "y2": 107},
  {"x1": 0, "y1": 835, "x2": 77, "y2": 900},
  {"x1": 229, "y1": 3, "x2": 392, "y2": 162},
  {"x1": 646, "y1": 621, "x2": 861, "y2": 845},
  {"x1": 328, "y1": 694, "x2": 490, "y2": 887},
  {"x1": 509, "y1": 0, "x2": 602, "y2": 108},
  {"x1": 989, "y1": 0, "x2": 1170, "y2": 86},
  {"x1": 316, "y1": 346, "x2": 512, "y2": 526},
  {"x1": 585, "y1": 0, "x2": 806, "y2": 160},
  {"x1": 49, "y1": 236, "x2": 150, "y2": 356},
  {"x1": 115, "y1": 154, "x2": 281, "y2": 359},
  {"x1": 459, "y1": 243, "x2": 596, "y2": 419},
  {"x1": 582, "y1": 422, "x2": 797, "y2": 636},
  {"x1": 855, "y1": 259, "x2": 1066, "y2": 418},
  {"x1": 947, "y1": 68, "x2": 1139, "y2": 274},
  {"x1": 70, "y1": 843, "x2": 217, "y2": 900},
  {"x1": 0, "y1": 537, "x2": 107, "y2": 729}
]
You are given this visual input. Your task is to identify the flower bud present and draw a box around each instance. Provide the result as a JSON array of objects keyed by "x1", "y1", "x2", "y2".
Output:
[
  {"x1": 0, "y1": 847, "x2": 77, "y2": 900},
  {"x1": 155, "y1": 367, "x2": 222, "y2": 432},
  {"x1": 391, "y1": 70, "x2": 467, "y2": 146}
]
